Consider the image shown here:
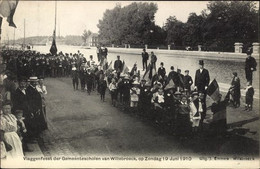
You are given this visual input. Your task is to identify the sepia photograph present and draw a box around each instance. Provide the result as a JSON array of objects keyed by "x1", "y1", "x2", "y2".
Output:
[{"x1": 0, "y1": 0, "x2": 259, "y2": 168}]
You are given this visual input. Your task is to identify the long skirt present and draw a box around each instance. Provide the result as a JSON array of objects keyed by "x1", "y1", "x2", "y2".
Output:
[
  {"x1": 1, "y1": 141, "x2": 7, "y2": 159},
  {"x1": 4, "y1": 132, "x2": 24, "y2": 159}
]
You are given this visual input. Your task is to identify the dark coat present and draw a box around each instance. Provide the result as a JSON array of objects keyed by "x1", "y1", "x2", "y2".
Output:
[
  {"x1": 195, "y1": 69, "x2": 210, "y2": 92},
  {"x1": 230, "y1": 76, "x2": 241, "y2": 103},
  {"x1": 158, "y1": 67, "x2": 166, "y2": 78},
  {"x1": 71, "y1": 70, "x2": 79, "y2": 80},
  {"x1": 12, "y1": 88, "x2": 29, "y2": 117},
  {"x1": 26, "y1": 85, "x2": 47, "y2": 133},
  {"x1": 245, "y1": 56, "x2": 257, "y2": 81},
  {"x1": 167, "y1": 71, "x2": 179, "y2": 87},
  {"x1": 183, "y1": 75, "x2": 193, "y2": 90},
  {"x1": 245, "y1": 56, "x2": 257, "y2": 72},
  {"x1": 99, "y1": 79, "x2": 107, "y2": 94},
  {"x1": 246, "y1": 86, "x2": 254, "y2": 104},
  {"x1": 150, "y1": 54, "x2": 157, "y2": 63},
  {"x1": 114, "y1": 60, "x2": 123, "y2": 72},
  {"x1": 142, "y1": 52, "x2": 149, "y2": 61},
  {"x1": 26, "y1": 85, "x2": 42, "y2": 115}
]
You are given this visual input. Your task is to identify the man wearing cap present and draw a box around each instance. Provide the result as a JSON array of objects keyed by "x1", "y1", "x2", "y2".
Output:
[
  {"x1": 150, "y1": 51, "x2": 157, "y2": 70},
  {"x1": 245, "y1": 51, "x2": 257, "y2": 84},
  {"x1": 85, "y1": 68, "x2": 94, "y2": 95},
  {"x1": 114, "y1": 55, "x2": 123, "y2": 78},
  {"x1": 12, "y1": 77, "x2": 29, "y2": 114},
  {"x1": 183, "y1": 70, "x2": 193, "y2": 94},
  {"x1": 158, "y1": 62, "x2": 166, "y2": 79},
  {"x1": 141, "y1": 48, "x2": 149, "y2": 71},
  {"x1": 194, "y1": 60, "x2": 210, "y2": 93}
]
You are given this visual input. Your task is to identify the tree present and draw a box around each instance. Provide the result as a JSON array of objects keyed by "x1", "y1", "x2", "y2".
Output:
[
  {"x1": 97, "y1": 2, "x2": 159, "y2": 45},
  {"x1": 82, "y1": 29, "x2": 93, "y2": 43},
  {"x1": 164, "y1": 16, "x2": 187, "y2": 46},
  {"x1": 203, "y1": 1, "x2": 258, "y2": 51}
]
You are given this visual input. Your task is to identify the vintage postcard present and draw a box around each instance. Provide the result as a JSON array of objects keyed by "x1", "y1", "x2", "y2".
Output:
[{"x1": 0, "y1": 0, "x2": 259, "y2": 168}]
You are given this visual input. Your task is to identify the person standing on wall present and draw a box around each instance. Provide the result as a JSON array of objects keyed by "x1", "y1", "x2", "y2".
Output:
[
  {"x1": 141, "y1": 48, "x2": 149, "y2": 71},
  {"x1": 245, "y1": 51, "x2": 257, "y2": 85}
]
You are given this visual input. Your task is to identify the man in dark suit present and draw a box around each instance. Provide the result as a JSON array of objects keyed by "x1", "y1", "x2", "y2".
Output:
[
  {"x1": 150, "y1": 51, "x2": 157, "y2": 70},
  {"x1": 245, "y1": 51, "x2": 257, "y2": 84},
  {"x1": 26, "y1": 77, "x2": 47, "y2": 139},
  {"x1": 158, "y1": 62, "x2": 166, "y2": 79},
  {"x1": 141, "y1": 48, "x2": 149, "y2": 70},
  {"x1": 12, "y1": 77, "x2": 33, "y2": 151},
  {"x1": 183, "y1": 70, "x2": 193, "y2": 94},
  {"x1": 194, "y1": 60, "x2": 210, "y2": 93},
  {"x1": 114, "y1": 55, "x2": 123, "y2": 78},
  {"x1": 167, "y1": 66, "x2": 179, "y2": 90},
  {"x1": 12, "y1": 77, "x2": 29, "y2": 115},
  {"x1": 195, "y1": 60, "x2": 210, "y2": 130}
]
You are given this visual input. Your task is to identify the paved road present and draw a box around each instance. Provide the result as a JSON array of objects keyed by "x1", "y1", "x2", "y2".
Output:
[{"x1": 39, "y1": 77, "x2": 259, "y2": 157}]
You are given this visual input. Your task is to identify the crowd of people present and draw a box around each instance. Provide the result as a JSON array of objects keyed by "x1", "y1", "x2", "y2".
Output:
[{"x1": 0, "y1": 47, "x2": 257, "y2": 159}]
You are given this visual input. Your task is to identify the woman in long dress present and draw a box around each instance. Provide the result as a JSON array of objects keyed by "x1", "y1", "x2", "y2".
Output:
[{"x1": 1, "y1": 102, "x2": 24, "y2": 159}]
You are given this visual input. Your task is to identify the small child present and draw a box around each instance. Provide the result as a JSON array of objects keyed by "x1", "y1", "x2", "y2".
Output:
[
  {"x1": 109, "y1": 78, "x2": 118, "y2": 107},
  {"x1": 14, "y1": 110, "x2": 27, "y2": 141},
  {"x1": 189, "y1": 92, "x2": 201, "y2": 134},
  {"x1": 130, "y1": 80, "x2": 140, "y2": 108},
  {"x1": 99, "y1": 76, "x2": 107, "y2": 102},
  {"x1": 245, "y1": 82, "x2": 254, "y2": 111}
]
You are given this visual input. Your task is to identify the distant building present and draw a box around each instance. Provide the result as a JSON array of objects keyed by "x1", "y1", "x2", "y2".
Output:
[{"x1": 86, "y1": 33, "x2": 99, "y2": 47}]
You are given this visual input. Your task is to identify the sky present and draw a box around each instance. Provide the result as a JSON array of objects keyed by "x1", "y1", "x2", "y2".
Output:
[{"x1": 0, "y1": 1, "x2": 257, "y2": 40}]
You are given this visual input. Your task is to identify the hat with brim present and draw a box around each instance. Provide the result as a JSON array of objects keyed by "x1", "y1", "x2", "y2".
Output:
[
  {"x1": 191, "y1": 91, "x2": 198, "y2": 96},
  {"x1": 199, "y1": 60, "x2": 204, "y2": 65},
  {"x1": 174, "y1": 91, "x2": 182, "y2": 95},
  {"x1": 124, "y1": 76, "x2": 130, "y2": 80},
  {"x1": 28, "y1": 76, "x2": 39, "y2": 82},
  {"x1": 132, "y1": 81, "x2": 139, "y2": 85},
  {"x1": 145, "y1": 82, "x2": 151, "y2": 87}
]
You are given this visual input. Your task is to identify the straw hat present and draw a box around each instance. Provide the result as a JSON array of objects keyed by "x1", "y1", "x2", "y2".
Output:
[{"x1": 28, "y1": 76, "x2": 39, "y2": 82}]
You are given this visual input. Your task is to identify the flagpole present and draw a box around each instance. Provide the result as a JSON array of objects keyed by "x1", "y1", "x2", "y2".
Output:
[
  {"x1": 54, "y1": 0, "x2": 57, "y2": 41},
  {"x1": 23, "y1": 19, "x2": 25, "y2": 49}
]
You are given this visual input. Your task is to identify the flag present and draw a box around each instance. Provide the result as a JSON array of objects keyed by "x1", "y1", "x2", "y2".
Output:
[
  {"x1": 130, "y1": 62, "x2": 137, "y2": 76},
  {"x1": 149, "y1": 64, "x2": 157, "y2": 79},
  {"x1": 164, "y1": 79, "x2": 176, "y2": 90},
  {"x1": 0, "y1": 16, "x2": 2, "y2": 32},
  {"x1": 143, "y1": 63, "x2": 151, "y2": 81},
  {"x1": 121, "y1": 61, "x2": 129, "y2": 74},
  {"x1": 107, "y1": 61, "x2": 113, "y2": 70},
  {"x1": 102, "y1": 58, "x2": 108, "y2": 70},
  {"x1": 207, "y1": 79, "x2": 220, "y2": 102},
  {"x1": 143, "y1": 63, "x2": 157, "y2": 82},
  {"x1": 0, "y1": 0, "x2": 19, "y2": 28},
  {"x1": 50, "y1": 30, "x2": 57, "y2": 55}
]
